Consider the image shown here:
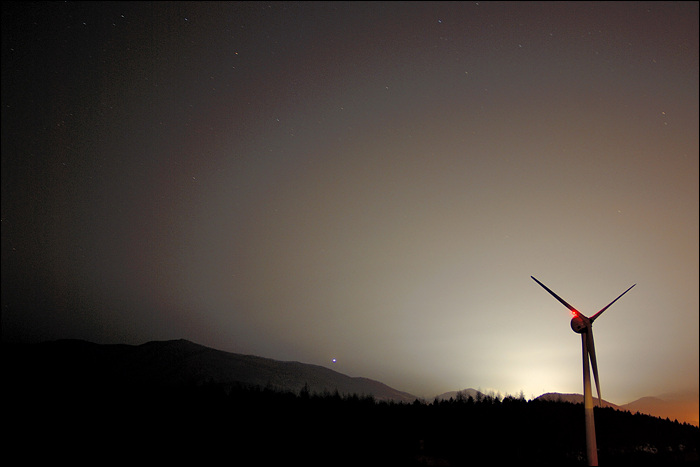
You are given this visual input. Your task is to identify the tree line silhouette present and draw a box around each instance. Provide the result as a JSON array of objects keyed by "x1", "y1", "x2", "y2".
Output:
[{"x1": 7, "y1": 377, "x2": 697, "y2": 466}]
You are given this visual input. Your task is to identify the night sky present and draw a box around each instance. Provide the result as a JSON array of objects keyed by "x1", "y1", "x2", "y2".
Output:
[{"x1": 2, "y1": 2, "x2": 698, "y2": 411}]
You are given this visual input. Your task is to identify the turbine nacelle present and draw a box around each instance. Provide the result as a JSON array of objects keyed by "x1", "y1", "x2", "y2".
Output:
[{"x1": 570, "y1": 315, "x2": 589, "y2": 333}]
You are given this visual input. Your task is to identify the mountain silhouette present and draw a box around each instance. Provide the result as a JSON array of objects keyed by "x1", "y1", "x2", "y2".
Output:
[
  {"x1": 535, "y1": 392, "x2": 699, "y2": 426},
  {"x1": 3, "y1": 338, "x2": 417, "y2": 402},
  {"x1": 433, "y1": 388, "x2": 485, "y2": 401},
  {"x1": 535, "y1": 392, "x2": 621, "y2": 409}
]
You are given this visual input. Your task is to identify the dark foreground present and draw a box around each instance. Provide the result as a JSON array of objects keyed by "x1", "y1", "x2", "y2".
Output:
[{"x1": 4, "y1": 379, "x2": 698, "y2": 466}]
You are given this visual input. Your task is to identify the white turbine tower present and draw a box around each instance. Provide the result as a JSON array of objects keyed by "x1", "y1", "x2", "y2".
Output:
[{"x1": 531, "y1": 276, "x2": 635, "y2": 466}]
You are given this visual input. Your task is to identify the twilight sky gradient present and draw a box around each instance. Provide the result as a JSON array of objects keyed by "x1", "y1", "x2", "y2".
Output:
[{"x1": 2, "y1": 2, "x2": 698, "y2": 407}]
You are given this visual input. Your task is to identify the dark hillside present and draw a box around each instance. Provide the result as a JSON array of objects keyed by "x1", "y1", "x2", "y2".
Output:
[{"x1": 2, "y1": 339, "x2": 416, "y2": 401}]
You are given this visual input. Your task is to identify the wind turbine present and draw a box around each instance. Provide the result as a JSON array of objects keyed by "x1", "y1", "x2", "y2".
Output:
[{"x1": 531, "y1": 276, "x2": 635, "y2": 466}]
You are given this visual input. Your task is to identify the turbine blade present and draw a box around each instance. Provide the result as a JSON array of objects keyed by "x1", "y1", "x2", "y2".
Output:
[
  {"x1": 587, "y1": 330, "x2": 602, "y2": 407},
  {"x1": 531, "y1": 276, "x2": 580, "y2": 315},
  {"x1": 590, "y1": 283, "x2": 636, "y2": 323}
]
